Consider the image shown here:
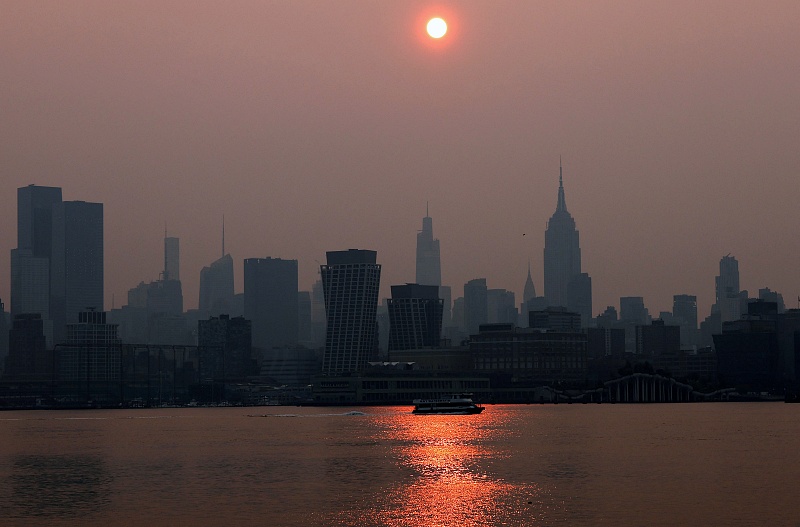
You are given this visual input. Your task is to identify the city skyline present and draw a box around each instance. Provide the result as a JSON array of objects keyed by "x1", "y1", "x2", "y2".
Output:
[{"x1": 2, "y1": 1, "x2": 799, "y2": 320}]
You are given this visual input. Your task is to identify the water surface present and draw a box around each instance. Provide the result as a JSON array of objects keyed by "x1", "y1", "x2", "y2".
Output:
[{"x1": 0, "y1": 403, "x2": 796, "y2": 526}]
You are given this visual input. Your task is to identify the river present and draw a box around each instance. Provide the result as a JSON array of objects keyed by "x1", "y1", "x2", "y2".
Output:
[{"x1": 0, "y1": 403, "x2": 796, "y2": 526}]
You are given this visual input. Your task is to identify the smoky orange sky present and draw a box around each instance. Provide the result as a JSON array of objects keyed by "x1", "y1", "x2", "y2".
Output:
[{"x1": 2, "y1": 1, "x2": 799, "y2": 320}]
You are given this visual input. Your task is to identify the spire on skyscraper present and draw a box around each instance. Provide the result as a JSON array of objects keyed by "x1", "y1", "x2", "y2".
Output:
[
  {"x1": 556, "y1": 157, "x2": 567, "y2": 213},
  {"x1": 523, "y1": 260, "x2": 536, "y2": 304}
]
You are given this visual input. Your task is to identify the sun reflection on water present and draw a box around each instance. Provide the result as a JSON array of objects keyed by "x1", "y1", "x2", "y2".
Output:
[{"x1": 334, "y1": 409, "x2": 546, "y2": 527}]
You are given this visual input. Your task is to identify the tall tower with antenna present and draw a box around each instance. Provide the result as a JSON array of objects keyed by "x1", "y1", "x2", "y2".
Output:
[
  {"x1": 543, "y1": 158, "x2": 590, "y2": 326},
  {"x1": 415, "y1": 202, "x2": 441, "y2": 287}
]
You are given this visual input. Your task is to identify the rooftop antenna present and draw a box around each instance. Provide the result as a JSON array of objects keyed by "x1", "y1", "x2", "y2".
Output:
[
  {"x1": 426, "y1": 201, "x2": 429, "y2": 217},
  {"x1": 222, "y1": 214, "x2": 225, "y2": 258}
]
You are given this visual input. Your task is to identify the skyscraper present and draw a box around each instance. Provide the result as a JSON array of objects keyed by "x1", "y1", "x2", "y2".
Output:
[
  {"x1": 297, "y1": 291, "x2": 312, "y2": 345},
  {"x1": 164, "y1": 236, "x2": 180, "y2": 281},
  {"x1": 464, "y1": 278, "x2": 488, "y2": 335},
  {"x1": 321, "y1": 250, "x2": 381, "y2": 374},
  {"x1": 523, "y1": 263, "x2": 536, "y2": 307},
  {"x1": 310, "y1": 278, "x2": 326, "y2": 349},
  {"x1": 11, "y1": 185, "x2": 62, "y2": 346},
  {"x1": 415, "y1": 206, "x2": 441, "y2": 287},
  {"x1": 716, "y1": 255, "x2": 742, "y2": 323},
  {"x1": 620, "y1": 296, "x2": 651, "y2": 354},
  {"x1": 16, "y1": 184, "x2": 62, "y2": 260},
  {"x1": 199, "y1": 254, "x2": 235, "y2": 316},
  {"x1": 673, "y1": 294, "x2": 698, "y2": 348},
  {"x1": 244, "y1": 257, "x2": 298, "y2": 350},
  {"x1": 566, "y1": 272, "x2": 592, "y2": 328},
  {"x1": 543, "y1": 161, "x2": 582, "y2": 309},
  {"x1": 387, "y1": 284, "x2": 443, "y2": 351},
  {"x1": 50, "y1": 200, "x2": 104, "y2": 343},
  {"x1": 0, "y1": 299, "x2": 8, "y2": 374},
  {"x1": 487, "y1": 288, "x2": 516, "y2": 324}
]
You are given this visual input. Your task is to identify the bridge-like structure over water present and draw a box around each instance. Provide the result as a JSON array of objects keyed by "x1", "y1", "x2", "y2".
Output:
[{"x1": 603, "y1": 373, "x2": 694, "y2": 403}]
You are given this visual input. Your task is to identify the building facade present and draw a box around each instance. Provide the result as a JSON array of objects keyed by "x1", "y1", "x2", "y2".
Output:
[
  {"x1": 198, "y1": 254, "x2": 235, "y2": 316},
  {"x1": 50, "y1": 200, "x2": 104, "y2": 343},
  {"x1": 415, "y1": 209, "x2": 441, "y2": 287},
  {"x1": 543, "y1": 162, "x2": 582, "y2": 309},
  {"x1": 470, "y1": 324, "x2": 588, "y2": 387},
  {"x1": 4, "y1": 313, "x2": 50, "y2": 381},
  {"x1": 243, "y1": 257, "x2": 299, "y2": 350},
  {"x1": 197, "y1": 315, "x2": 253, "y2": 381},
  {"x1": 321, "y1": 250, "x2": 381, "y2": 374},
  {"x1": 566, "y1": 272, "x2": 592, "y2": 328},
  {"x1": 11, "y1": 185, "x2": 63, "y2": 346},
  {"x1": 464, "y1": 278, "x2": 488, "y2": 336},
  {"x1": 387, "y1": 284, "x2": 443, "y2": 351},
  {"x1": 57, "y1": 311, "x2": 121, "y2": 403},
  {"x1": 164, "y1": 236, "x2": 180, "y2": 281},
  {"x1": 673, "y1": 294, "x2": 698, "y2": 348},
  {"x1": 529, "y1": 307, "x2": 582, "y2": 332},
  {"x1": 716, "y1": 255, "x2": 743, "y2": 323}
]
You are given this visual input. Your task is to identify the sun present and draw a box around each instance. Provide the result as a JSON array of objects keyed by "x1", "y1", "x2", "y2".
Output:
[{"x1": 426, "y1": 17, "x2": 447, "y2": 39}]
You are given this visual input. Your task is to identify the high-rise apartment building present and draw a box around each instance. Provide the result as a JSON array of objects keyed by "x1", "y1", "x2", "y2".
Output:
[
  {"x1": 244, "y1": 257, "x2": 298, "y2": 350},
  {"x1": 415, "y1": 207, "x2": 441, "y2": 287},
  {"x1": 321, "y1": 250, "x2": 381, "y2": 374},
  {"x1": 543, "y1": 162, "x2": 582, "y2": 309},
  {"x1": 50, "y1": 200, "x2": 104, "y2": 342},
  {"x1": 387, "y1": 284, "x2": 443, "y2": 351}
]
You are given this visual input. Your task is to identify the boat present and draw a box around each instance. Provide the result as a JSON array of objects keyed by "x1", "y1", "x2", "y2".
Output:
[{"x1": 412, "y1": 394, "x2": 484, "y2": 415}]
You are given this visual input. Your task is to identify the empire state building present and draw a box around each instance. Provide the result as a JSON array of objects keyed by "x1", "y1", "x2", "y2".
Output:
[{"x1": 543, "y1": 161, "x2": 582, "y2": 309}]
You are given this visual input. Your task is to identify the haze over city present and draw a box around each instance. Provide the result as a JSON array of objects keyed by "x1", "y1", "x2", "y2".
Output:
[{"x1": 2, "y1": 1, "x2": 799, "y2": 319}]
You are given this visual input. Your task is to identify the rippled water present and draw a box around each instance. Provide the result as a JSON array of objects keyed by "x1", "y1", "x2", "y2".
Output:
[{"x1": 0, "y1": 403, "x2": 797, "y2": 526}]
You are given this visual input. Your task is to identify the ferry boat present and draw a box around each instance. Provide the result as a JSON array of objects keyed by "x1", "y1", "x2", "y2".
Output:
[{"x1": 412, "y1": 394, "x2": 484, "y2": 415}]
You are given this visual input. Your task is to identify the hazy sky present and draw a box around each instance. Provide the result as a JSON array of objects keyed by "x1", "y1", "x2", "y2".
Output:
[{"x1": 2, "y1": 1, "x2": 799, "y2": 319}]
